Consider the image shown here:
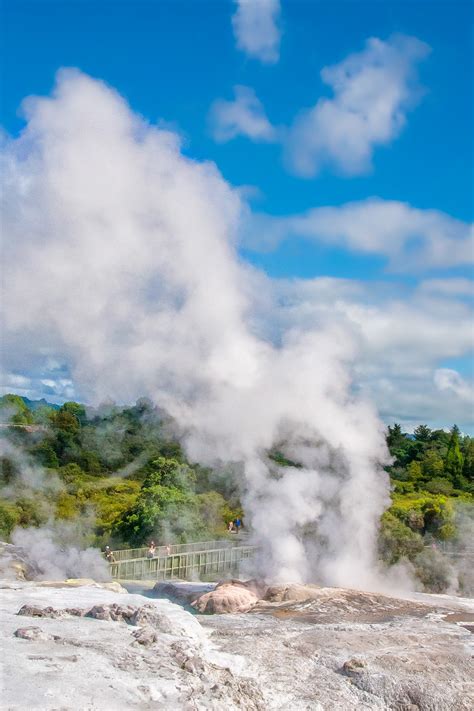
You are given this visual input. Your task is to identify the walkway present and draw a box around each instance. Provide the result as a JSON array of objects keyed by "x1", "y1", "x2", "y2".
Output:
[{"x1": 108, "y1": 537, "x2": 256, "y2": 581}]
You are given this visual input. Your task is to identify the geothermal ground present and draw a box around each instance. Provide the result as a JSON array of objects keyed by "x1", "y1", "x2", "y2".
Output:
[{"x1": 0, "y1": 576, "x2": 473, "y2": 710}]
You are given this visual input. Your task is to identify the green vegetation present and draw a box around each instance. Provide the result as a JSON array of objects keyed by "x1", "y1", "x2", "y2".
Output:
[
  {"x1": 380, "y1": 422, "x2": 473, "y2": 590},
  {"x1": 0, "y1": 395, "x2": 241, "y2": 548},
  {"x1": 0, "y1": 394, "x2": 472, "y2": 593}
]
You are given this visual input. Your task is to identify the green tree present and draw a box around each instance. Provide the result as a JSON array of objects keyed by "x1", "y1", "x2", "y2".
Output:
[
  {"x1": 118, "y1": 458, "x2": 198, "y2": 545},
  {"x1": 413, "y1": 424, "x2": 432, "y2": 442},
  {"x1": 379, "y1": 511, "x2": 424, "y2": 564},
  {"x1": 406, "y1": 460, "x2": 423, "y2": 484},
  {"x1": 61, "y1": 401, "x2": 87, "y2": 426},
  {"x1": 0, "y1": 394, "x2": 33, "y2": 425},
  {"x1": 424, "y1": 478, "x2": 454, "y2": 496},
  {"x1": 387, "y1": 423, "x2": 405, "y2": 449},
  {"x1": 52, "y1": 408, "x2": 80, "y2": 434},
  {"x1": 461, "y1": 437, "x2": 474, "y2": 484},
  {"x1": 421, "y1": 449, "x2": 444, "y2": 481},
  {"x1": 444, "y1": 425, "x2": 464, "y2": 488}
]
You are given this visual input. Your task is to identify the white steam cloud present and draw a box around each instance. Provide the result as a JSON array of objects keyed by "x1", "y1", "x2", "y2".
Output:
[
  {"x1": 2, "y1": 70, "x2": 391, "y2": 589},
  {"x1": 11, "y1": 524, "x2": 110, "y2": 582}
]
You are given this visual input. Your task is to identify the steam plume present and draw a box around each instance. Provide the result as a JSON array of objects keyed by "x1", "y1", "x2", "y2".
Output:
[{"x1": 2, "y1": 70, "x2": 390, "y2": 588}]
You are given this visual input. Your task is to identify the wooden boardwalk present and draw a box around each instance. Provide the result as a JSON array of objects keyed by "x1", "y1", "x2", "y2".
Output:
[{"x1": 109, "y1": 539, "x2": 257, "y2": 581}]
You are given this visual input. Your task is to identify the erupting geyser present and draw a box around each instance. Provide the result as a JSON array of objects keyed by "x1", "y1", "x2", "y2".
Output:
[{"x1": 2, "y1": 70, "x2": 390, "y2": 589}]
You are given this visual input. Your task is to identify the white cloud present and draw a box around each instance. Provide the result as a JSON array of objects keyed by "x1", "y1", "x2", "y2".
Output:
[
  {"x1": 285, "y1": 34, "x2": 430, "y2": 176},
  {"x1": 248, "y1": 272, "x2": 474, "y2": 430},
  {"x1": 245, "y1": 198, "x2": 473, "y2": 272},
  {"x1": 209, "y1": 85, "x2": 278, "y2": 143},
  {"x1": 418, "y1": 278, "x2": 474, "y2": 297},
  {"x1": 232, "y1": 0, "x2": 281, "y2": 64},
  {"x1": 434, "y1": 369, "x2": 474, "y2": 403}
]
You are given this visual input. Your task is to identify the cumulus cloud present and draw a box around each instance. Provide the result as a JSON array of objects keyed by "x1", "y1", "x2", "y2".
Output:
[
  {"x1": 232, "y1": 0, "x2": 281, "y2": 64},
  {"x1": 212, "y1": 34, "x2": 430, "y2": 178},
  {"x1": 246, "y1": 272, "x2": 474, "y2": 431},
  {"x1": 209, "y1": 85, "x2": 278, "y2": 143},
  {"x1": 418, "y1": 278, "x2": 474, "y2": 297},
  {"x1": 434, "y1": 369, "x2": 474, "y2": 403},
  {"x1": 244, "y1": 198, "x2": 473, "y2": 272},
  {"x1": 285, "y1": 34, "x2": 430, "y2": 176},
  {"x1": 1, "y1": 69, "x2": 394, "y2": 589}
]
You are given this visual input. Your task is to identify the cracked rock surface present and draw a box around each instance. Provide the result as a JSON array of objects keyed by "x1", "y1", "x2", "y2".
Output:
[
  {"x1": 2, "y1": 578, "x2": 473, "y2": 710},
  {"x1": 0, "y1": 580, "x2": 263, "y2": 710},
  {"x1": 199, "y1": 585, "x2": 474, "y2": 710}
]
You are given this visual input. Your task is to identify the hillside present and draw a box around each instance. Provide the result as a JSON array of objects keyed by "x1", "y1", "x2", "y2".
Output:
[{"x1": 0, "y1": 394, "x2": 472, "y2": 594}]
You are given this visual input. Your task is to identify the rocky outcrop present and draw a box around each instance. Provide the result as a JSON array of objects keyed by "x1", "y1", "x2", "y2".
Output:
[
  {"x1": 3, "y1": 577, "x2": 473, "y2": 709},
  {"x1": 191, "y1": 584, "x2": 259, "y2": 614},
  {"x1": 200, "y1": 587, "x2": 474, "y2": 710},
  {"x1": 2, "y1": 580, "x2": 265, "y2": 710}
]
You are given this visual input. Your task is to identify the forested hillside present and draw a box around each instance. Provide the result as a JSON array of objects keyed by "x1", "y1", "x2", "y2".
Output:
[{"x1": 1, "y1": 394, "x2": 472, "y2": 591}]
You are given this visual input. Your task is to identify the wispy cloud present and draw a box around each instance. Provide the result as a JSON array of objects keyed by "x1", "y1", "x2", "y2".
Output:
[
  {"x1": 209, "y1": 85, "x2": 278, "y2": 143},
  {"x1": 232, "y1": 0, "x2": 281, "y2": 64},
  {"x1": 434, "y1": 369, "x2": 474, "y2": 403},
  {"x1": 286, "y1": 34, "x2": 430, "y2": 176},
  {"x1": 244, "y1": 198, "x2": 473, "y2": 272},
  {"x1": 212, "y1": 33, "x2": 430, "y2": 178}
]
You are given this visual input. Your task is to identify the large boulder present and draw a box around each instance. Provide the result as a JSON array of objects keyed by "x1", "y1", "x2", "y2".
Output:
[
  {"x1": 191, "y1": 585, "x2": 259, "y2": 614},
  {"x1": 216, "y1": 578, "x2": 268, "y2": 599}
]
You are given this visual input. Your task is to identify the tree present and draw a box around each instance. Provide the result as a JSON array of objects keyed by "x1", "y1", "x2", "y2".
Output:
[
  {"x1": 421, "y1": 449, "x2": 444, "y2": 481},
  {"x1": 444, "y1": 425, "x2": 464, "y2": 488},
  {"x1": 61, "y1": 401, "x2": 87, "y2": 426},
  {"x1": 406, "y1": 460, "x2": 423, "y2": 484},
  {"x1": 461, "y1": 437, "x2": 474, "y2": 484},
  {"x1": 379, "y1": 511, "x2": 424, "y2": 564},
  {"x1": 414, "y1": 425, "x2": 431, "y2": 442},
  {"x1": 118, "y1": 457, "x2": 198, "y2": 545},
  {"x1": 425, "y1": 478, "x2": 454, "y2": 496},
  {"x1": 386, "y1": 424, "x2": 413, "y2": 466},
  {"x1": 0, "y1": 394, "x2": 33, "y2": 425},
  {"x1": 387, "y1": 424, "x2": 405, "y2": 449},
  {"x1": 52, "y1": 408, "x2": 80, "y2": 434}
]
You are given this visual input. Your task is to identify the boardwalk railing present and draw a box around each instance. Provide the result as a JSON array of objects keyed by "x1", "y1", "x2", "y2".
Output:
[
  {"x1": 109, "y1": 544, "x2": 257, "y2": 581},
  {"x1": 110, "y1": 538, "x2": 244, "y2": 562}
]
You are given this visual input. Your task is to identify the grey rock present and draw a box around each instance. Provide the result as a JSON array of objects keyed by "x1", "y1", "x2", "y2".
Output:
[{"x1": 14, "y1": 626, "x2": 59, "y2": 642}]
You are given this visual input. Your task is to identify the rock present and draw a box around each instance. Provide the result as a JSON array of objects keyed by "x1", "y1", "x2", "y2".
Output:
[
  {"x1": 86, "y1": 603, "x2": 137, "y2": 622},
  {"x1": 130, "y1": 605, "x2": 174, "y2": 634},
  {"x1": 0, "y1": 542, "x2": 39, "y2": 581},
  {"x1": 131, "y1": 625, "x2": 159, "y2": 647},
  {"x1": 216, "y1": 578, "x2": 268, "y2": 599},
  {"x1": 14, "y1": 626, "x2": 59, "y2": 642},
  {"x1": 340, "y1": 658, "x2": 367, "y2": 678},
  {"x1": 263, "y1": 583, "x2": 321, "y2": 603},
  {"x1": 2, "y1": 580, "x2": 265, "y2": 710},
  {"x1": 192, "y1": 586, "x2": 259, "y2": 614},
  {"x1": 17, "y1": 604, "x2": 64, "y2": 618}
]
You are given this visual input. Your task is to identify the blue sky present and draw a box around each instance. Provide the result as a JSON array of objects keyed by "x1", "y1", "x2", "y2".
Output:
[
  {"x1": 2, "y1": 1, "x2": 472, "y2": 225},
  {"x1": 1, "y1": 0, "x2": 473, "y2": 430}
]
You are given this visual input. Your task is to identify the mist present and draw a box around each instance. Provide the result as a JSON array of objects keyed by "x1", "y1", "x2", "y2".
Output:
[
  {"x1": 11, "y1": 523, "x2": 110, "y2": 582},
  {"x1": 2, "y1": 70, "x2": 392, "y2": 589}
]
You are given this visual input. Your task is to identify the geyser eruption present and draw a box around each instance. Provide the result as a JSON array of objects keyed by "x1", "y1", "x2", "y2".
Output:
[{"x1": 2, "y1": 70, "x2": 390, "y2": 588}]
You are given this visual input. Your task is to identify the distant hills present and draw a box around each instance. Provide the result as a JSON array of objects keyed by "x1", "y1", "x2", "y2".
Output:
[{"x1": 20, "y1": 396, "x2": 60, "y2": 411}]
